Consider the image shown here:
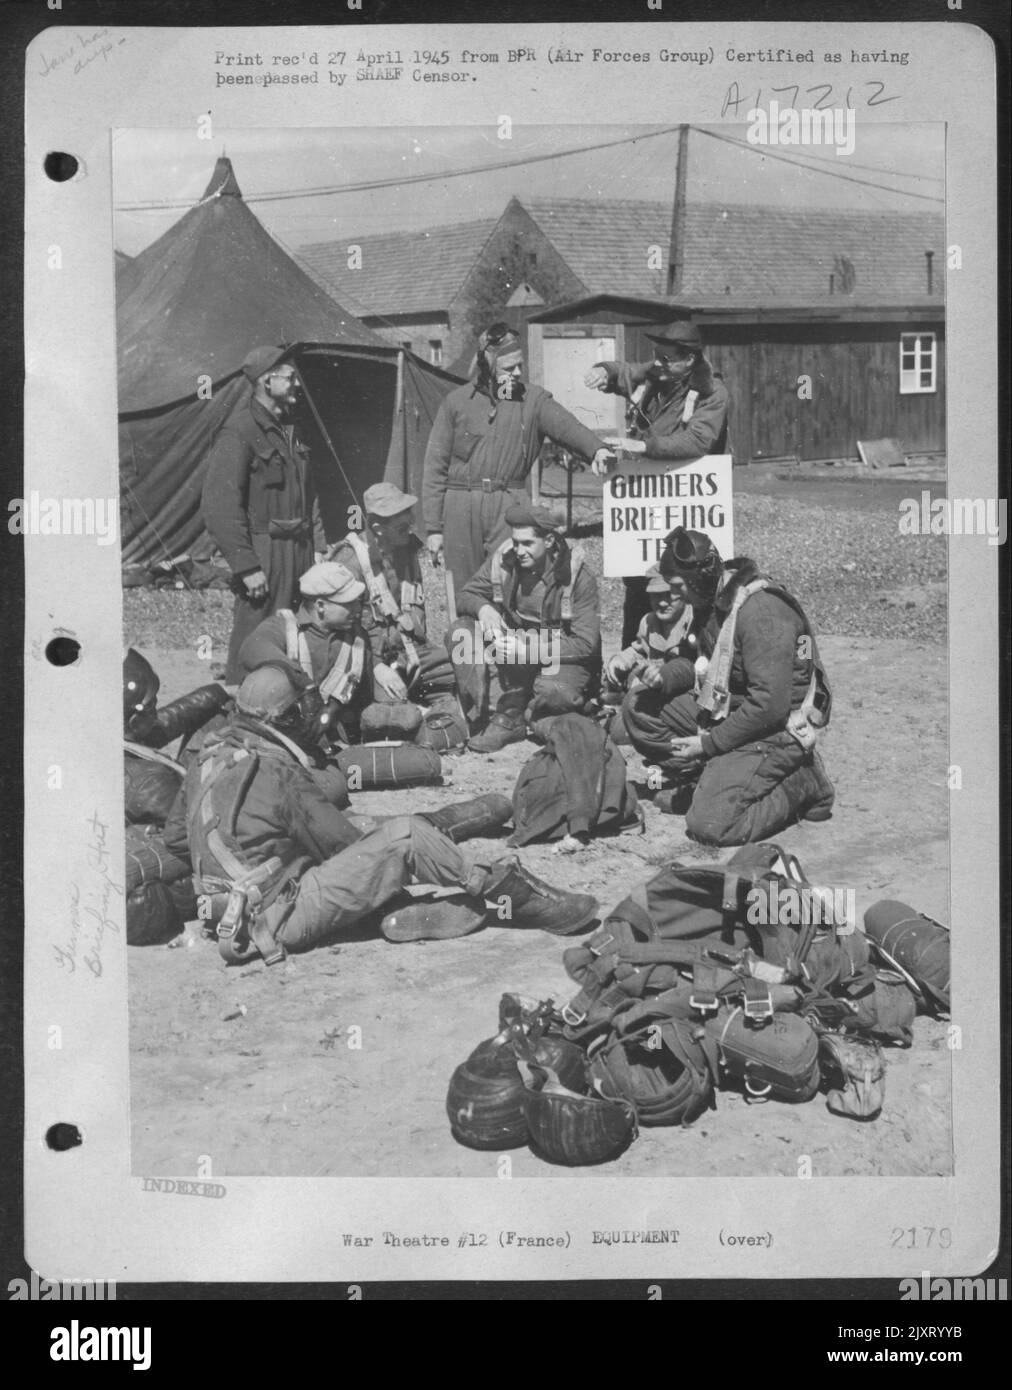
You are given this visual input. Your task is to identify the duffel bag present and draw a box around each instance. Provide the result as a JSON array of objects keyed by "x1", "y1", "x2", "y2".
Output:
[
  {"x1": 863, "y1": 900, "x2": 949, "y2": 1013},
  {"x1": 702, "y1": 1006, "x2": 821, "y2": 1103},
  {"x1": 359, "y1": 701, "x2": 423, "y2": 742},
  {"x1": 124, "y1": 751, "x2": 184, "y2": 826},
  {"x1": 841, "y1": 971, "x2": 917, "y2": 1046},
  {"x1": 415, "y1": 698, "x2": 469, "y2": 753},
  {"x1": 335, "y1": 742, "x2": 443, "y2": 788},
  {"x1": 125, "y1": 882, "x2": 190, "y2": 947},
  {"x1": 125, "y1": 828, "x2": 196, "y2": 946}
]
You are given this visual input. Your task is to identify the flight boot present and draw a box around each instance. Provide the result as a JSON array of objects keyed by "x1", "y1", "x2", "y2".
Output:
[
  {"x1": 467, "y1": 712, "x2": 527, "y2": 754},
  {"x1": 479, "y1": 857, "x2": 598, "y2": 936},
  {"x1": 417, "y1": 794, "x2": 513, "y2": 843}
]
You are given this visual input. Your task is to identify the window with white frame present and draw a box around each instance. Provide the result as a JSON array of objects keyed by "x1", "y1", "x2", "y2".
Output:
[
  {"x1": 429, "y1": 339, "x2": 443, "y2": 366},
  {"x1": 899, "y1": 332, "x2": 937, "y2": 394}
]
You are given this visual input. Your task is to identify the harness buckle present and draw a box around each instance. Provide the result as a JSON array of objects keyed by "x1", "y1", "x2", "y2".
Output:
[
  {"x1": 216, "y1": 886, "x2": 248, "y2": 940},
  {"x1": 481, "y1": 478, "x2": 493, "y2": 492},
  {"x1": 690, "y1": 992, "x2": 720, "y2": 1016},
  {"x1": 561, "y1": 1002, "x2": 587, "y2": 1026},
  {"x1": 742, "y1": 980, "x2": 775, "y2": 1023}
]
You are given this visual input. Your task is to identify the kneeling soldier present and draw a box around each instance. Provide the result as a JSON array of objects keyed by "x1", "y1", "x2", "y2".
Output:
[
  {"x1": 449, "y1": 502, "x2": 602, "y2": 752},
  {"x1": 163, "y1": 664, "x2": 598, "y2": 963},
  {"x1": 622, "y1": 527, "x2": 835, "y2": 845}
]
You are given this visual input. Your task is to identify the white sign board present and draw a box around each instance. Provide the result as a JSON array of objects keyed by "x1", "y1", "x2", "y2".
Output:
[{"x1": 602, "y1": 454, "x2": 734, "y2": 577}]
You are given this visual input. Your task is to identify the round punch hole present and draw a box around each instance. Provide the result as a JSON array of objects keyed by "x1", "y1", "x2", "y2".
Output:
[
  {"x1": 44, "y1": 152, "x2": 79, "y2": 183},
  {"x1": 45, "y1": 636, "x2": 81, "y2": 667},
  {"x1": 45, "y1": 1123, "x2": 83, "y2": 1152}
]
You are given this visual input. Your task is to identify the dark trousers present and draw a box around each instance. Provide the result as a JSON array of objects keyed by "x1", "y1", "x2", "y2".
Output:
[
  {"x1": 225, "y1": 532, "x2": 314, "y2": 683},
  {"x1": 622, "y1": 576, "x2": 651, "y2": 650},
  {"x1": 623, "y1": 687, "x2": 825, "y2": 846},
  {"x1": 447, "y1": 617, "x2": 596, "y2": 726}
]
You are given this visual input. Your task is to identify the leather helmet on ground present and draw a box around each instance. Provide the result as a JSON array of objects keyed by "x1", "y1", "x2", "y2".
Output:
[
  {"x1": 447, "y1": 1030, "x2": 588, "y2": 1152},
  {"x1": 520, "y1": 1063, "x2": 637, "y2": 1166}
]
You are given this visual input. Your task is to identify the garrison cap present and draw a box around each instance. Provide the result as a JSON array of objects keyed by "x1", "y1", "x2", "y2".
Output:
[
  {"x1": 504, "y1": 501, "x2": 565, "y2": 534},
  {"x1": 645, "y1": 565, "x2": 671, "y2": 593},
  {"x1": 645, "y1": 319, "x2": 704, "y2": 351},
  {"x1": 241, "y1": 345, "x2": 290, "y2": 383},
  {"x1": 363, "y1": 481, "x2": 417, "y2": 517},
  {"x1": 299, "y1": 561, "x2": 365, "y2": 603}
]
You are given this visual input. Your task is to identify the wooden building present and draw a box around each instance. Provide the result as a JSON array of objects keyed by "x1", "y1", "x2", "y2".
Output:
[{"x1": 526, "y1": 200, "x2": 945, "y2": 464}]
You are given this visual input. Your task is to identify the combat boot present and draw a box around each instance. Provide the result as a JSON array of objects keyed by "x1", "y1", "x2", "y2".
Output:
[
  {"x1": 467, "y1": 712, "x2": 527, "y2": 754},
  {"x1": 417, "y1": 794, "x2": 513, "y2": 843},
  {"x1": 381, "y1": 892, "x2": 487, "y2": 942},
  {"x1": 481, "y1": 857, "x2": 598, "y2": 936}
]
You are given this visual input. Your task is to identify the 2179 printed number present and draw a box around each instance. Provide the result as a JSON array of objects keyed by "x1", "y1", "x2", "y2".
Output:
[{"x1": 891, "y1": 1227, "x2": 952, "y2": 1249}]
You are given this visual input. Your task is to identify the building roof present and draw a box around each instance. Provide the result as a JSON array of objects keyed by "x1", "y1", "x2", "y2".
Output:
[
  {"x1": 525, "y1": 198, "x2": 672, "y2": 298},
  {"x1": 677, "y1": 203, "x2": 944, "y2": 307},
  {"x1": 298, "y1": 197, "x2": 945, "y2": 322},
  {"x1": 298, "y1": 216, "x2": 500, "y2": 319}
]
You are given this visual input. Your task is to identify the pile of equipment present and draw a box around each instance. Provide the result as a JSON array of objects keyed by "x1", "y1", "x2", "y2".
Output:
[{"x1": 446, "y1": 847, "x2": 950, "y2": 1165}]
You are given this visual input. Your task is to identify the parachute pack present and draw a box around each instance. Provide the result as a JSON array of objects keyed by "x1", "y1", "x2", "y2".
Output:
[{"x1": 446, "y1": 851, "x2": 942, "y2": 1163}]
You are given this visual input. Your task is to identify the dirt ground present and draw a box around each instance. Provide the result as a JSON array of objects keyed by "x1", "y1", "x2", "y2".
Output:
[{"x1": 128, "y1": 627, "x2": 951, "y2": 1179}]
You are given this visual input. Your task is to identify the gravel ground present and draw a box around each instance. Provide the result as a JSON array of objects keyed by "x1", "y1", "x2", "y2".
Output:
[{"x1": 123, "y1": 490, "x2": 948, "y2": 656}]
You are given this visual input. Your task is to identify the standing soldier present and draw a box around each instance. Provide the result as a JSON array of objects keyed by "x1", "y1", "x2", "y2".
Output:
[
  {"x1": 422, "y1": 323, "x2": 614, "y2": 592},
  {"x1": 584, "y1": 319, "x2": 729, "y2": 647},
  {"x1": 202, "y1": 346, "x2": 326, "y2": 683}
]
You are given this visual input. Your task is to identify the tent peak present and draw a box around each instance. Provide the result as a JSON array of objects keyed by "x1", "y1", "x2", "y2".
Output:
[{"x1": 201, "y1": 156, "x2": 242, "y2": 201}]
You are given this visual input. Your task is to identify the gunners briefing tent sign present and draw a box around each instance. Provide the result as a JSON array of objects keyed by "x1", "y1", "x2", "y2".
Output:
[{"x1": 602, "y1": 455, "x2": 734, "y2": 577}]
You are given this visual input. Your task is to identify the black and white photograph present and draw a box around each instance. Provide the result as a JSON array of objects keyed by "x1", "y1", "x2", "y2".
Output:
[
  {"x1": 114, "y1": 121, "x2": 955, "y2": 1182},
  {"x1": 17, "y1": 11, "x2": 1003, "y2": 1296}
]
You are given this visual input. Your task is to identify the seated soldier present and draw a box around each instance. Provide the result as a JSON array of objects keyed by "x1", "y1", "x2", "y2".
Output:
[
  {"x1": 622, "y1": 527, "x2": 835, "y2": 845},
  {"x1": 237, "y1": 560, "x2": 372, "y2": 745},
  {"x1": 449, "y1": 502, "x2": 601, "y2": 753},
  {"x1": 328, "y1": 481, "x2": 458, "y2": 712},
  {"x1": 603, "y1": 564, "x2": 696, "y2": 705},
  {"x1": 163, "y1": 664, "x2": 598, "y2": 963}
]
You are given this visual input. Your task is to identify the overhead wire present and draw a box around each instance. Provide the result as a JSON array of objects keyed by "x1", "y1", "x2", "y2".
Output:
[{"x1": 690, "y1": 126, "x2": 945, "y2": 203}]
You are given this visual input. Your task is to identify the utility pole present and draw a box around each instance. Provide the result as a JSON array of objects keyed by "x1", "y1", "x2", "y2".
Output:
[{"x1": 667, "y1": 125, "x2": 689, "y2": 297}]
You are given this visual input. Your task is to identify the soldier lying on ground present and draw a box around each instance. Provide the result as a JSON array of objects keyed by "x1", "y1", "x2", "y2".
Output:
[
  {"x1": 621, "y1": 527, "x2": 835, "y2": 845},
  {"x1": 448, "y1": 502, "x2": 602, "y2": 753},
  {"x1": 162, "y1": 663, "x2": 599, "y2": 964}
]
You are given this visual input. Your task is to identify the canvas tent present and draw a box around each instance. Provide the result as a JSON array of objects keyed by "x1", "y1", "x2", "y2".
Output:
[{"x1": 118, "y1": 157, "x2": 460, "y2": 568}]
